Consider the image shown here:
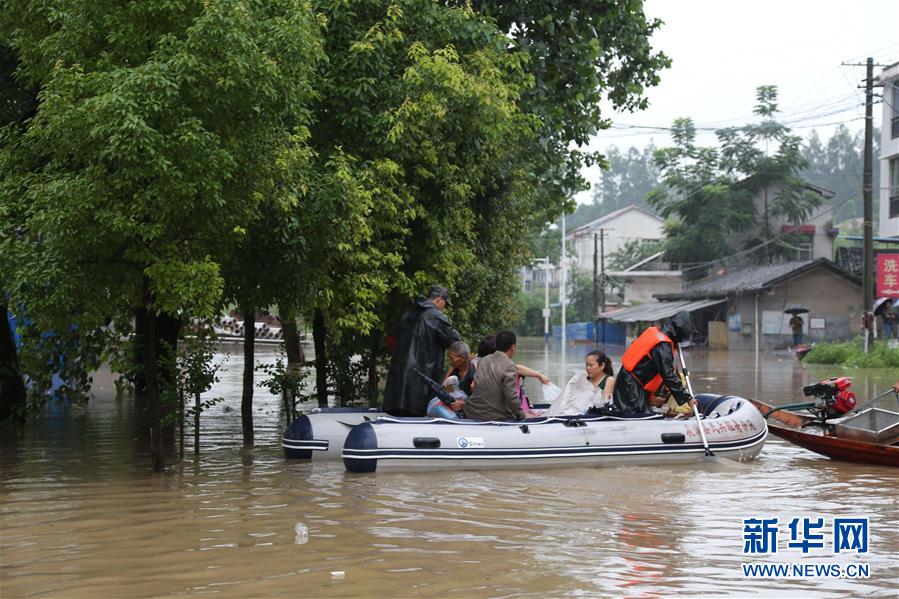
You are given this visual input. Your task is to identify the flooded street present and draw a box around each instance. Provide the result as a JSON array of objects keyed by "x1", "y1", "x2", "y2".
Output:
[{"x1": 2, "y1": 339, "x2": 897, "y2": 597}]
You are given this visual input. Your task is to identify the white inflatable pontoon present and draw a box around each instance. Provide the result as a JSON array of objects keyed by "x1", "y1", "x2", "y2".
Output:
[{"x1": 283, "y1": 395, "x2": 767, "y2": 473}]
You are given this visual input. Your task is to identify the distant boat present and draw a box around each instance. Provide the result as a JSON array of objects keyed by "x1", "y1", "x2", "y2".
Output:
[{"x1": 793, "y1": 343, "x2": 813, "y2": 360}]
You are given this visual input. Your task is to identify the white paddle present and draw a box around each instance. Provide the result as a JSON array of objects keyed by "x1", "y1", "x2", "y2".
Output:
[{"x1": 677, "y1": 342, "x2": 713, "y2": 457}]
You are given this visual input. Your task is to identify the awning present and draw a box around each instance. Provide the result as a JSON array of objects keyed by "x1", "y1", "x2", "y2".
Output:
[{"x1": 600, "y1": 298, "x2": 727, "y2": 323}]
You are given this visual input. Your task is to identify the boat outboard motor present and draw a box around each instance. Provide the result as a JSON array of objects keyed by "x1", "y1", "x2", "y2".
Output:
[{"x1": 802, "y1": 376, "x2": 857, "y2": 420}]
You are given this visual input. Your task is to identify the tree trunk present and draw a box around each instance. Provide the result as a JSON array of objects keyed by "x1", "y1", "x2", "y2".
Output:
[
  {"x1": 312, "y1": 308, "x2": 328, "y2": 408},
  {"x1": 142, "y1": 277, "x2": 164, "y2": 472},
  {"x1": 366, "y1": 331, "x2": 381, "y2": 407},
  {"x1": 194, "y1": 391, "x2": 201, "y2": 455},
  {"x1": 0, "y1": 301, "x2": 27, "y2": 422},
  {"x1": 133, "y1": 305, "x2": 148, "y2": 403},
  {"x1": 241, "y1": 307, "x2": 255, "y2": 447},
  {"x1": 280, "y1": 305, "x2": 303, "y2": 421},
  {"x1": 156, "y1": 313, "x2": 182, "y2": 446},
  {"x1": 179, "y1": 387, "x2": 185, "y2": 460}
]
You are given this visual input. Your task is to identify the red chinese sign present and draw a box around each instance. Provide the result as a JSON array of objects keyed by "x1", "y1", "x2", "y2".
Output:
[{"x1": 876, "y1": 253, "x2": 899, "y2": 298}]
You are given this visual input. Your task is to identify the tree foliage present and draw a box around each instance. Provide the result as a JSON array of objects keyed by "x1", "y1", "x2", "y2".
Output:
[
  {"x1": 1, "y1": 0, "x2": 323, "y2": 426},
  {"x1": 802, "y1": 124, "x2": 879, "y2": 225},
  {"x1": 648, "y1": 118, "x2": 755, "y2": 272},
  {"x1": 650, "y1": 86, "x2": 825, "y2": 274},
  {"x1": 607, "y1": 238, "x2": 661, "y2": 271},
  {"x1": 1, "y1": 1, "x2": 670, "y2": 442}
]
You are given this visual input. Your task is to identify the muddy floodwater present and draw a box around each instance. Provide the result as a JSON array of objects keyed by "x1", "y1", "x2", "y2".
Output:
[{"x1": 2, "y1": 339, "x2": 897, "y2": 597}]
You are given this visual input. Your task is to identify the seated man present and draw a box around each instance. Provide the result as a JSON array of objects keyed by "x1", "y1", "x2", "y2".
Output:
[{"x1": 463, "y1": 330, "x2": 524, "y2": 421}]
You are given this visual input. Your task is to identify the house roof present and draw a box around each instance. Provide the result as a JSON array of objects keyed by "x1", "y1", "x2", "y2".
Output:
[
  {"x1": 569, "y1": 205, "x2": 662, "y2": 238},
  {"x1": 655, "y1": 258, "x2": 859, "y2": 300},
  {"x1": 623, "y1": 251, "x2": 663, "y2": 272},
  {"x1": 600, "y1": 298, "x2": 726, "y2": 323},
  {"x1": 802, "y1": 181, "x2": 836, "y2": 199}
]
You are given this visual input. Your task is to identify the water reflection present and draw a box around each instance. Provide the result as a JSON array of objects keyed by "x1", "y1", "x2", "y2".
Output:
[{"x1": 1, "y1": 338, "x2": 897, "y2": 597}]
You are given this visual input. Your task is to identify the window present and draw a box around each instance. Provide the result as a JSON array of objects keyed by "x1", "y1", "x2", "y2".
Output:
[
  {"x1": 893, "y1": 82, "x2": 899, "y2": 139},
  {"x1": 891, "y1": 158, "x2": 899, "y2": 219}
]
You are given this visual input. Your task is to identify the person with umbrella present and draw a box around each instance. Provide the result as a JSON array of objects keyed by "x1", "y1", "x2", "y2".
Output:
[
  {"x1": 873, "y1": 297, "x2": 897, "y2": 340},
  {"x1": 784, "y1": 304, "x2": 808, "y2": 347}
]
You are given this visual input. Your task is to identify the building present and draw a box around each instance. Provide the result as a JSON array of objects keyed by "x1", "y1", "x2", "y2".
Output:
[
  {"x1": 732, "y1": 181, "x2": 838, "y2": 261},
  {"x1": 567, "y1": 205, "x2": 665, "y2": 273},
  {"x1": 602, "y1": 259, "x2": 860, "y2": 350},
  {"x1": 519, "y1": 260, "x2": 559, "y2": 293},
  {"x1": 877, "y1": 61, "x2": 899, "y2": 239},
  {"x1": 654, "y1": 258, "x2": 861, "y2": 350},
  {"x1": 607, "y1": 252, "x2": 683, "y2": 306}
]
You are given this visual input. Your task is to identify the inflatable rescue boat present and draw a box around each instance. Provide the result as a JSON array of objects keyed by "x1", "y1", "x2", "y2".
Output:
[{"x1": 283, "y1": 395, "x2": 767, "y2": 472}]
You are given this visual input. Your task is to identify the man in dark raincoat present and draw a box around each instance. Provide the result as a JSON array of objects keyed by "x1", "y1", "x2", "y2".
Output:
[
  {"x1": 612, "y1": 311, "x2": 695, "y2": 414},
  {"x1": 383, "y1": 286, "x2": 460, "y2": 416}
]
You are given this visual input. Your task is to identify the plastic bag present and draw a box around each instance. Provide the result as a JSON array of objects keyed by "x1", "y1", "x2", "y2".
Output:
[
  {"x1": 427, "y1": 397, "x2": 459, "y2": 419},
  {"x1": 541, "y1": 381, "x2": 562, "y2": 404}
]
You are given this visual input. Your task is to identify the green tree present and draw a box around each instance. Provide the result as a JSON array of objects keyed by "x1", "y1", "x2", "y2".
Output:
[
  {"x1": 590, "y1": 144, "x2": 660, "y2": 217},
  {"x1": 716, "y1": 85, "x2": 823, "y2": 262},
  {"x1": 467, "y1": 0, "x2": 671, "y2": 203},
  {"x1": 0, "y1": 42, "x2": 36, "y2": 421},
  {"x1": 1, "y1": 1, "x2": 323, "y2": 466},
  {"x1": 802, "y1": 125, "x2": 880, "y2": 224},
  {"x1": 648, "y1": 118, "x2": 755, "y2": 274},
  {"x1": 607, "y1": 238, "x2": 661, "y2": 271}
]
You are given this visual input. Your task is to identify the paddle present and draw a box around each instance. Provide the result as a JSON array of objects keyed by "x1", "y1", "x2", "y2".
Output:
[
  {"x1": 676, "y1": 342, "x2": 714, "y2": 458},
  {"x1": 409, "y1": 368, "x2": 454, "y2": 404}
]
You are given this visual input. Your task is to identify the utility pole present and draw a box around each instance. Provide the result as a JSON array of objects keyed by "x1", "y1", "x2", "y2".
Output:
[
  {"x1": 844, "y1": 56, "x2": 887, "y2": 353},
  {"x1": 536, "y1": 257, "x2": 551, "y2": 349},
  {"x1": 863, "y1": 56, "x2": 874, "y2": 319},
  {"x1": 600, "y1": 229, "x2": 606, "y2": 352}
]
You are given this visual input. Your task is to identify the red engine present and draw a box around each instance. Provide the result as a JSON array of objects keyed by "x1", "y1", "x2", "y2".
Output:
[{"x1": 802, "y1": 376, "x2": 856, "y2": 419}]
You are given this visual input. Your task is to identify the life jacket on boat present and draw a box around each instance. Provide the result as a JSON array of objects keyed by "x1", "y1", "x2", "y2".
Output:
[{"x1": 620, "y1": 327, "x2": 675, "y2": 395}]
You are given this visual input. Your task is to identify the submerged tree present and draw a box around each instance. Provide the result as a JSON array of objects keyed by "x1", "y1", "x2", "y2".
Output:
[{"x1": 1, "y1": 1, "x2": 323, "y2": 466}]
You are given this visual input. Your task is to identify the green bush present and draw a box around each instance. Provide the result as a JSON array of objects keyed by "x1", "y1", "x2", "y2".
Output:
[{"x1": 805, "y1": 337, "x2": 899, "y2": 368}]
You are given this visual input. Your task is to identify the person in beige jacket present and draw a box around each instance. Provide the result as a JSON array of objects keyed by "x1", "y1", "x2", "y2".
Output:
[{"x1": 463, "y1": 330, "x2": 524, "y2": 421}]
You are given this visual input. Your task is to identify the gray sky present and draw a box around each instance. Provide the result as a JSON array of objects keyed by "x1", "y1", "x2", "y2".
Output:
[{"x1": 576, "y1": 0, "x2": 899, "y2": 203}]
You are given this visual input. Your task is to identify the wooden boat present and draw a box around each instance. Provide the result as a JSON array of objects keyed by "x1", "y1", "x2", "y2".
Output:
[{"x1": 749, "y1": 398, "x2": 899, "y2": 467}]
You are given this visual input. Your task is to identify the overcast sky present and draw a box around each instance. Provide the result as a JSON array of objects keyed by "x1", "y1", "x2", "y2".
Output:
[{"x1": 576, "y1": 0, "x2": 899, "y2": 203}]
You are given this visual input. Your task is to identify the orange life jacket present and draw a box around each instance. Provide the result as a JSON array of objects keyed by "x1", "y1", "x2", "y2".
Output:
[{"x1": 620, "y1": 326, "x2": 675, "y2": 394}]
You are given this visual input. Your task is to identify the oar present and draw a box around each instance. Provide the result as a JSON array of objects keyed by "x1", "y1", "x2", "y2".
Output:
[
  {"x1": 409, "y1": 368, "x2": 454, "y2": 403},
  {"x1": 677, "y1": 342, "x2": 714, "y2": 457}
]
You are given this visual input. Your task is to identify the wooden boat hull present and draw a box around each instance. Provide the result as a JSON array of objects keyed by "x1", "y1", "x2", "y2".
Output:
[{"x1": 749, "y1": 399, "x2": 899, "y2": 467}]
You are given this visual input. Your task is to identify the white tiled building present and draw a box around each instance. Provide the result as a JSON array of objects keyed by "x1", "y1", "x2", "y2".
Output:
[
  {"x1": 878, "y1": 61, "x2": 899, "y2": 238},
  {"x1": 567, "y1": 205, "x2": 665, "y2": 273}
]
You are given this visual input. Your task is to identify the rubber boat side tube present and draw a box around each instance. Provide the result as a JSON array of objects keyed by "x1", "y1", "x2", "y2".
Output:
[{"x1": 342, "y1": 394, "x2": 767, "y2": 473}]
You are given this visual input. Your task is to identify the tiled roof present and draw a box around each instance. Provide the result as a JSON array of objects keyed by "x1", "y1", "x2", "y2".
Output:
[{"x1": 656, "y1": 258, "x2": 858, "y2": 300}]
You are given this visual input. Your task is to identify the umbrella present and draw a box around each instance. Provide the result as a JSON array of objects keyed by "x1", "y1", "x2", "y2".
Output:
[
  {"x1": 784, "y1": 304, "x2": 809, "y2": 315},
  {"x1": 873, "y1": 297, "x2": 892, "y2": 316}
]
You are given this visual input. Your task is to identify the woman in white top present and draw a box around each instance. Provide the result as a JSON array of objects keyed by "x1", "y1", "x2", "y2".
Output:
[{"x1": 546, "y1": 351, "x2": 616, "y2": 416}]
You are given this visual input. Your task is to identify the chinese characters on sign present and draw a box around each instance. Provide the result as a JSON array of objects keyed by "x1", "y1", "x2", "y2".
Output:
[
  {"x1": 742, "y1": 517, "x2": 869, "y2": 555},
  {"x1": 876, "y1": 253, "x2": 899, "y2": 298}
]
